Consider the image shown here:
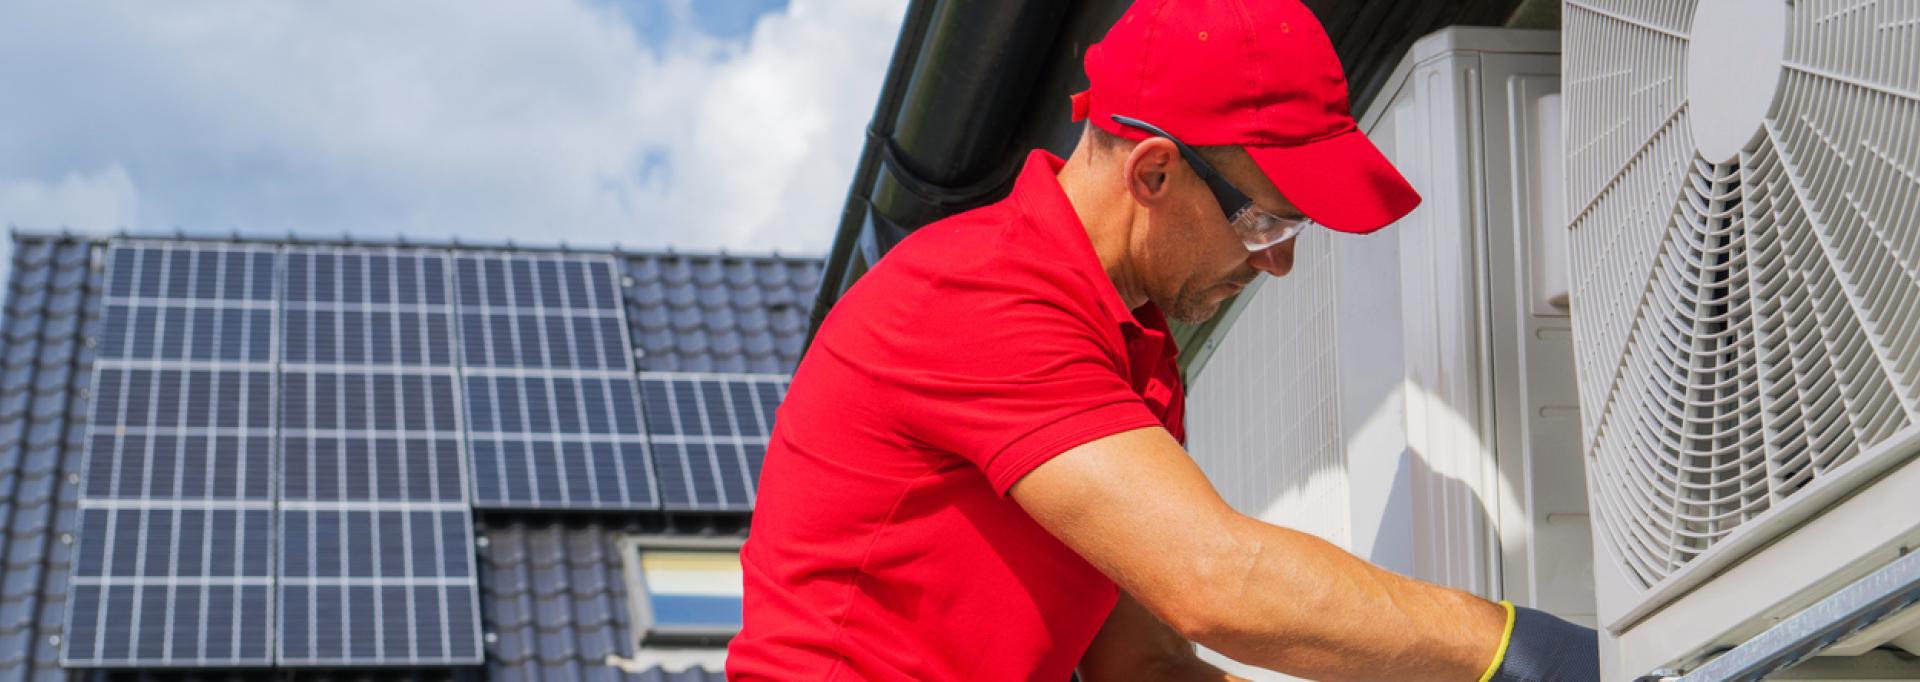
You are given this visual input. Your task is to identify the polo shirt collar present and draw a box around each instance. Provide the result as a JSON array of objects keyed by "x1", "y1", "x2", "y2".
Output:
[{"x1": 1009, "y1": 149, "x2": 1169, "y2": 338}]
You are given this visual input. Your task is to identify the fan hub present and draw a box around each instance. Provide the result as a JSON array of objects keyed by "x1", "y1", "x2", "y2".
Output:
[{"x1": 1687, "y1": 0, "x2": 1788, "y2": 163}]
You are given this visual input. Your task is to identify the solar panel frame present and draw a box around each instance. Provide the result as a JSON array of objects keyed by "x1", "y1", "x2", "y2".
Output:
[
  {"x1": 275, "y1": 246, "x2": 483, "y2": 667},
  {"x1": 637, "y1": 372, "x2": 787, "y2": 511},
  {"x1": 66, "y1": 242, "x2": 281, "y2": 668},
  {"x1": 453, "y1": 252, "x2": 659, "y2": 511}
]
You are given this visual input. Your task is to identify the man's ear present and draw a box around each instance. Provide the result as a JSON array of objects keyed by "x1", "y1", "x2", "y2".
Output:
[{"x1": 1122, "y1": 138, "x2": 1180, "y2": 208}]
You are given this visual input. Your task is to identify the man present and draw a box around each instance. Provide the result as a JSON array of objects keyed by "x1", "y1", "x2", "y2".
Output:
[{"x1": 729, "y1": 0, "x2": 1599, "y2": 679}]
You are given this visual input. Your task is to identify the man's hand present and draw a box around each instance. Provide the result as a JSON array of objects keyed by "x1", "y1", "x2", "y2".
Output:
[
  {"x1": 1487, "y1": 605, "x2": 1600, "y2": 682},
  {"x1": 1011, "y1": 426, "x2": 1511, "y2": 681},
  {"x1": 1078, "y1": 592, "x2": 1248, "y2": 682}
]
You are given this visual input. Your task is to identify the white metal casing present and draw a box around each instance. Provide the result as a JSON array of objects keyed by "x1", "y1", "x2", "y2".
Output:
[{"x1": 1563, "y1": 0, "x2": 1920, "y2": 677}]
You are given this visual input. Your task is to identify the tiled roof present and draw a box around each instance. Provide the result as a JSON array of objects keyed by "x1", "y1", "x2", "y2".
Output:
[
  {"x1": 478, "y1": 519, "x2": 744, "y2": 682},
  {"x1": 0, "y1": 231, "x2": 810, "y2": 681},
  {"x1": 0, "y1": 235, "x2": 98, "y2": 682},
  {"x1": 623, "y1": 253, "x2": 818, "y2": 374}
]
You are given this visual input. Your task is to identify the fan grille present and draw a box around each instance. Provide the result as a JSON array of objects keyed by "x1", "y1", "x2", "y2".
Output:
[{"x1": 1566, "y1": 0, "x2": 1920, "y2": 591}]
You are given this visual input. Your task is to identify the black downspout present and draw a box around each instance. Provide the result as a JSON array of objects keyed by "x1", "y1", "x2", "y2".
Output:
[
  {"x1": 807, "y1": 0, "x2": 1072, "y2": 351},
  {"x1": 808, "y1": 0, "x2": 939, "y2": 345}
]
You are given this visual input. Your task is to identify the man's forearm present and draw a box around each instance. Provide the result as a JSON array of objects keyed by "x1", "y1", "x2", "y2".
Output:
[{"x1": 1179, "y1": 516, "x2": 1507, "y2": 681}]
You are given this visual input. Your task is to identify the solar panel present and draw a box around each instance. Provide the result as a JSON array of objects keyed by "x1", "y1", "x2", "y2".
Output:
[
  {"x1": 453, "y1": 253, "x2": 658, "y2": 510},
  {"x1": 66, "y1": 243, "x2": 278, "y2": 667},
  {"x1": 637, "y1": 372, "x2": 787, "y2": 511},
  {"x1": 277, "y1": 248, "x2": 482, "y2": 665}
]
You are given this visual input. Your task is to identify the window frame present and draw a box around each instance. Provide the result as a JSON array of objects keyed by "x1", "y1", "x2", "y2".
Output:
[{"x1": 617, "y1": 535, "x2": 747, "y2": 646}]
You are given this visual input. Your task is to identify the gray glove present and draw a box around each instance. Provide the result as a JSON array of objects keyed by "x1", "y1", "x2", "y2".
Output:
[{"x1": 1487, "y1": 604, "x2": 1601, "y2": 682}]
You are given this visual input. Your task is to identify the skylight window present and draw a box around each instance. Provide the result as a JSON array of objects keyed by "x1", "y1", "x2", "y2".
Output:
[{"x1": 620, "y1": 538, "x2": 744, "y2": 644}]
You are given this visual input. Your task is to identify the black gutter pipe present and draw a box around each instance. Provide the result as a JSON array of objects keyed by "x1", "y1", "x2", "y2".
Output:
[
  {"x1": 807, "y1": 0, "x2": 1072, "y2": 349},
  {"x1": 807, "y1": 0, "x2": 938, "y2": 344}
]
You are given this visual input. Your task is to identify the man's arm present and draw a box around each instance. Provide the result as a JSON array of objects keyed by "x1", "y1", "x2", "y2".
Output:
[
  {"x1": 1078, "y1": 591, "x2": 1247, "y2": 682},
  {"x1": 1012, "y1": 425, "x2": 1505, "y2": 681}
]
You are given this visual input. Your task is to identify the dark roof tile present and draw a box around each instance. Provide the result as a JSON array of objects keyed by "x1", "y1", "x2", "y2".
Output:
[
  {"x1": 536, "y1": 629, "x2": 576, "y2": 664},
  {"x1": 722, "y1": 261, "x2": 754, "y2": 288},
  {"x1": 25, "y1": 421, "x2": 61, "y2": 451},
  {"x1": 0, "y1": 628, "x2": 34, "y2": 668},
  {"x1": 38, "y1": 314, "x2": 77, "y2": 342},
  {"x1": 709, "y1": 331, "x2": 741, "y2": 359},
  {"x1": 44, "y1": 290, "x2": 83, "y2": 318},
  {"x1": 668, "y1": 307, "x2": 701, "y2": 333},
  {"x1": 727, "y1": 284, "x2": 762, "y2": 309},
  {"x1": 776, "y1": 334, "x2": 805, "y2": 360},
  {"x1": 6, "y1": 317, "x2": 44, "y2": 343},
  {"x1": 31, "y1": 367, "x2": 69, "y2": 395},
  {"x1": 11, "y1": 241, "x2": 53, "y2": 267},
  {"x1": 10, "y1": 487, "x2": 52, "y2": 524},
  {"x1": 631, "y1": 281, "x2": 665, "y2": 308},
  {"x1": 26, "y1": 399, "x2": 60, "y2": 423},
  {"x1": 22, "y1": 440, "x2": 59, "y2": 475},
  {"x1": 0, "y1": 593, "x2": 34, "y2": 632},
  {"x1": 571, "y1": 597, "x2": 613, "y2": 635},
  {"x1": 768, "y1": 307, "x2": 805, "y2": 336},
  {"x1": 632, "y1": 306, "x2": 668, "y2": 331},
  {"x1": 689, "y1": 259, "x2": 724, "y2": 287},
  {"x1": 760, "y1": 284, "x2": 794, "y2": 309},
  {"x1": 10, "y1": 262, "x2": 50, "y2": 290},
  {"x1": 0, "y1": 393, "x2": 29, "y2": 421},
  {"x1": 51, "y1": 244, "x2": 88, "y2": 268},
  {"x1": 663, "y1": 282, "x2": 696, "y2": 309},
  {"x1": 742, "y1": 331, "x2": 774, "y2": 357},
  {"x1": 624, "y1": 257, "x2": 661, "y2": 282},
  {"x1": 658, "y1": 260, "x2": 692, "y2": 287},
  {"x1": 2, "y1": 561, "x2": 41, "y2": 599},
  {"x1": 673, "y1": 331, "x2": 708, "y2": 357}
]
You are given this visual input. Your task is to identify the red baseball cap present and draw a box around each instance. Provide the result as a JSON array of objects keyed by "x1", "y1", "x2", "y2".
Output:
[{"x1": 1071, "y1": 0, "x2": 1420, "y2": 233}]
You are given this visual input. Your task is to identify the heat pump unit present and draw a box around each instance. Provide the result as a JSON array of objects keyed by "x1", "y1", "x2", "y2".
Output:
[
  {"x1": 1182, "y1": 27, "x2": 1586, "y2": 679},
  {"x1": 1564, "y1": 0, "x2": 1920, "y2": 678}
]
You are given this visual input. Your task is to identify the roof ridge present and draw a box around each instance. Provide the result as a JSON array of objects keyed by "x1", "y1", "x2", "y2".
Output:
[{"x1": 6, "y1": 226, "x2": 826, "y2": 263}]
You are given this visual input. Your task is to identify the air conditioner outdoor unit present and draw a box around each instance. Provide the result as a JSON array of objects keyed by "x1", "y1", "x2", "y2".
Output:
[
  {"x1": 1182, "y1": 27, "x2": 1584, "y2": 679},
  {"x1": 1563, "y1": 0, "x2": 1920, "y2": 678}
]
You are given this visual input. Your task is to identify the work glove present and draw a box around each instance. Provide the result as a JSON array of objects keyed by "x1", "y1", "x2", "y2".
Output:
[{"x1": 1477, "y1": 601, "x2": 1601, "y2": 682}]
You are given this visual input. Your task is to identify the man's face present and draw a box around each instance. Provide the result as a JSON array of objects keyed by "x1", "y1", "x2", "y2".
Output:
[{"x1": 1137, "y1": 145, "x2": 1302, "y2": 324}]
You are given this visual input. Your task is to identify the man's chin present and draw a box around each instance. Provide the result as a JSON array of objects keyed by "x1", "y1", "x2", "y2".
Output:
[{"x1": 1167, "y1": 298, "x2": 1225, "y2": 325}]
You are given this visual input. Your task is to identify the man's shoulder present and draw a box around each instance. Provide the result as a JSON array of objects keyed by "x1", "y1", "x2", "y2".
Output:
[
  {"x1": 877, "y1": 200, "x2": 1097, "y2": 293},
  {"x1": 819, "y1": 205, "x2": 1111, "y2": 352}
]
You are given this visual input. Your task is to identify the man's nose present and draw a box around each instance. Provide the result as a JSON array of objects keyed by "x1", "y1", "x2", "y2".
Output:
[{"x1": 1248, "y1": 239, "x2": 1296, "y2": 277}]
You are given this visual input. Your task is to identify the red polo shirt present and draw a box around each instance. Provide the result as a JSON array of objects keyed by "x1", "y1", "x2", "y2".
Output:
[{"x1": 728, "y1": 150, "x2": 1186, "y2": 681}]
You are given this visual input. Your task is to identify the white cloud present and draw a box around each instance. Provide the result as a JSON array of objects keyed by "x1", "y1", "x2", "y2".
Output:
[
  {"x1": 0, "y1": 165, "x2": 141, "y2": 234},
  {"x1": 0, "y1": 0, "x2": 907, "y2": 257}
]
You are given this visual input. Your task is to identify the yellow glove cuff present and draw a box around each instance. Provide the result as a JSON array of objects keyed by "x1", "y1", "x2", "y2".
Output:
[{"x1": 1475, "y1": 600, "x2": 1518, "y2": 682}]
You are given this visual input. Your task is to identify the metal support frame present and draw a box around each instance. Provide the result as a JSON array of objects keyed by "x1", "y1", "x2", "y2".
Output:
[{"x1": 1637, "y1": 549, "x2": 1920, "y2": 682}]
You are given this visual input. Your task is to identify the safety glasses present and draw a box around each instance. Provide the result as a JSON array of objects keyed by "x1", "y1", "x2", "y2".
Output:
[{"x1": 1110, "y1": 114, "x2": 1317, "y2": 251}]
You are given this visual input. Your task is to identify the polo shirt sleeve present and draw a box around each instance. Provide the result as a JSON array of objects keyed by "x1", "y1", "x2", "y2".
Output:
[{"x1": 890, "y1": 273, "x2": 1165, "y2": 496}]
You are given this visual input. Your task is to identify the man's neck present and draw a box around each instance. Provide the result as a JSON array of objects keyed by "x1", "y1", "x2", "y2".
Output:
[{"x1": 1057, "y1": 146, "x2": 1148, "y2": 311}]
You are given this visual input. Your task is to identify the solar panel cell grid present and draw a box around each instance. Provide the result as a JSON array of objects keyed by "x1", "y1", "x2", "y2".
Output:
[
  {"x1": 68, "y1": 242, "x2": 282, "y2": 668},
  {"x1": 278, "y1": 247, "x2": 482, "y2": 666},
  {"x1": 455, "y1": 252, "x2": 657, "y2": 511},
  {"x1": 69, "y1": 241, "x2": 793, "y2": 669},
  {"x1": 636, "y1": 373, "x2": 787, "y2": 511}
]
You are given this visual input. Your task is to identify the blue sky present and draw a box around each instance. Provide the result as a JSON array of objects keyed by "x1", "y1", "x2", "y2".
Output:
[{"x1": 0, "y1": 0, "x2": 908, "y2": 282}]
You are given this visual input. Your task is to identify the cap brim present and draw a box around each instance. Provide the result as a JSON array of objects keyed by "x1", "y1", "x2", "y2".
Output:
[{"x1": 1247, "y1": 128, "x2": 1420, "y2": 234}]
